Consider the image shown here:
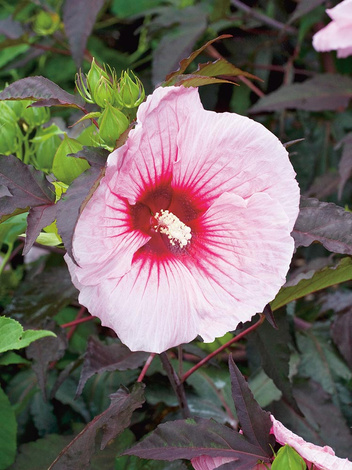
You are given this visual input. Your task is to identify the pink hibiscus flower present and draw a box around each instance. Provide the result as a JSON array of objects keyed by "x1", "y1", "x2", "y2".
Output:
[
  {"x1": 312, "y1": 0, "x2": 352, "y2": 58},
  {"x1": 191, "y1": 416, "x2": 352, "y2": 470},
  {"x1": 191, "y1": 456, "x2": 269, "y2": 469},
  {"x1": 65, "y1": 85, "x2": 299, "y2": 353}
]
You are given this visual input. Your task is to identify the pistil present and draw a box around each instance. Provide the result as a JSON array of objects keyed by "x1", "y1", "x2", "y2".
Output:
[{"x1": 154, "y1": 209, "x2": 192, "y2": 247}]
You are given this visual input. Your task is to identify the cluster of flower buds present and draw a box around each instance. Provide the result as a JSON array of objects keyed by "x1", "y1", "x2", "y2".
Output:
[{"x1": 75, "y1": 59, "x2": 145, "y2": 149}]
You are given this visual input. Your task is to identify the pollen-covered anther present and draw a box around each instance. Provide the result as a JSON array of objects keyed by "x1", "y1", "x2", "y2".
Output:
[{"x1": 154, "y1": 209, "x2": 192, "y2": 247}]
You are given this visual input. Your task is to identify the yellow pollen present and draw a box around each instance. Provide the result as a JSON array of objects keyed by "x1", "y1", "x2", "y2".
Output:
[{"x1": 154, "y1": 209, "x2": 192, "y2": 247}]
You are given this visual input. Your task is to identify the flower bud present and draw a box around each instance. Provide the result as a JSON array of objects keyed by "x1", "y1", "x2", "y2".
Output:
[
  {"x1": 87, "y1": 58, "x2": 110, "y2": 102},
  {"x1": 93, "y1": 76, "x2": 114, "y2": 108},
  {"x1": 33, "y1": 10, "x2": 60, "y2": 36},
  {"x1": 115, "y1": 71, "x2": 145, "y2": 108},
  {"x1": 98, "y1": 102, "x2": 129, "y2": 148},
  {"x1": 22, "y1": 103, "x2": 50, "y2": 127}
]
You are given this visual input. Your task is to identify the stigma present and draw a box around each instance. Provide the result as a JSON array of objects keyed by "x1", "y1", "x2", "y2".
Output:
[{"x1": 154, "y1": 209, "x2": 192, "y2": 247}]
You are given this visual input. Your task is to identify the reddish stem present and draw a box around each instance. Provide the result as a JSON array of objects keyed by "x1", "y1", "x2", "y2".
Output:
[
  {"x1": 61, "y1": 313, "x2": 95, "y2": 329},
  {"x1": 137, "y1": 353, "x2": 156, "y2": 383},
  {"x1": 181, "y1": 314, "x2": 265, "y2": 383},
  {"x1": 66, "y1": 306, "x2": 87, "y2": 340}
]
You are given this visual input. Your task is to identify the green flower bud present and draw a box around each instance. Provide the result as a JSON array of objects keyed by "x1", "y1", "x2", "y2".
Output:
[
  {"x1": 33, "y1": 10, "x2": 61, "y2": 36},
  {"x1": 93, "y1": 76, "x2": 114, "y2": 108},
  {"x1": 87, "y1": 58, "x2": 110, "y2": 101},
  {"x1": 98, "y1": 103, "x2": 129, "y2": 148},
  {"x1": 115, "y1": 70, "x2": 145, "y2": 109},
  {"x1": 22, "y1": 104, "x2": 50, "y2": 127}
]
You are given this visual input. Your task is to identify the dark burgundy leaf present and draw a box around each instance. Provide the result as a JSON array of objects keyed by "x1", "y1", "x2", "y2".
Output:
[
  {"x1": 56, "y1": 165, "x2": 105, "y2": 261},
  {"x1": 69, "y1": 146, "x2": 109, "y2": 167},
  {"x1": 292, "y1": 197, "x2": 352, "y2": 255},
  {"x1": 0, "y1": 17, "x2": 24, "y2": 39},
  {"x1": 76, "y1": 337, "x2": 148, "y2": 397},
  {"x1": 152, "y1": 6, "x2": 207, "y2": 85},
  {"x1": 262, "y1": 304, "x2": 277, "y2": 329},
  {"x1": 124, "y1": 417, "x2": 268, "y2": 467},
  {"x1": 165, "y1": 34, "x2": 232, "y2": 83},
  {"x1": 337, "y1": 133, "x2": 352, "y2": 199},
  {"x1": 251, "y1": 313, "x2": 302, "y2": 416},
  {"x1": 49, "y1": 383, "x2": 145, "y2": 470},
  {"x1": 4, "y1": 266, "x2": 78, "y2": 327},
  {"x1": 63, "y1": 0, "x2": 106, "y2": 68},
  {"x1": 0, "y1": 155, "x2": 55, "y2": 220},
  {"x1": 269, "y1": 380, "x2": 352, "y2": 459},
  {"x1": 228, "y1": 356, "x2": 273, "y2": 457},
  {"x1": 250, "y1": 74, "x2": 352, "y2": 112},
  {"x1": 26, "y1": 329, "x2": 68, "y2": 400},
  {"x1": 0, "y1": 76, "x2": 85, "y2": 110},
  {"x1": 23, "y1": 203, "x2": 58, "y2": 255},
  {"x1": 289, "y1": 0, "x2": 326, "y2": 22},
  {"x1": 331, "y1": 309, "x2": 352, "y2": 369}
]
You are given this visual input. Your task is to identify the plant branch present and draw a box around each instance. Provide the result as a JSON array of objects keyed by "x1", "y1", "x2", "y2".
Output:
[
  {"x1": 181, "y1": 314, "x2": 265, "y2": 383},
  {"x1": 230, "y1": 0, "x2": 297, "y2": 35},
  {"x1": 137, "y1": 353, "x2": 156, "y2": 383},
  {"x1": 160, "y1": 352, "x2": 191, "y2": 418}
]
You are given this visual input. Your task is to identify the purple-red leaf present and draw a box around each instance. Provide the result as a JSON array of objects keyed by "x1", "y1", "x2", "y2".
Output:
[
  {"x1": 0, "y1": 17, "x2": 24, "y2": 39},
  {"x1": 292, "y1": 197, "x2": 352, "y2": 255},
  {"x1": 0, "y1": 76, "x2": 85, "y2": 110},
  {"x1": 49, "y1": 383, "x2": 145, "y2": 470},
  {"x1": 23, "y1": 204, "x2": 58, "y2": 255},
  {"x1": 229, "y1": 356, "x2": 273, "y2": 457},
  {"x1": 56, "y1": 164, "x2": 105, "y2": 261},
  {"x1": 0, "y1": 155, "x2": 55, "y2": 220},
  {"x1": 76, "y1": 337, "x2": 148, "y2": 397},
  {"x1": 250, "y1": 74, "x2": 352, "y2": 112},
  {"x1": 70, "y1": 146, "x2": 109, "y2": 167},
  {"x1": 165, "y1": 34, "x2": 232, "y2": 83},
  {"x1": 250, "y1": 313, "x2": 302, "y2": 416},
  {"x1": 63, "y1": 0, "x2": 106, "y2": 68},
  {"x1": 124, "y1": 417, "x2": 268, "y2": 467},
  {"x1": 26, "y1": 329, "x2": 67, "y2": 400}
]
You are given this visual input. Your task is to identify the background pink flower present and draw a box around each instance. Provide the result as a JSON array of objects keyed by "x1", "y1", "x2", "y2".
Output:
[
  {"x1": 191, "y1": 455, "x2": 269, "y2": 469},
  {"x1": 312, "y1": 0, "x2": 352, "y2": 58},
  {"x1": 270, "y1": 416, "x2": 352, "y2": 470},
  {"x1": 65, "y1": 85, "x2": 299, "y2": 353}
]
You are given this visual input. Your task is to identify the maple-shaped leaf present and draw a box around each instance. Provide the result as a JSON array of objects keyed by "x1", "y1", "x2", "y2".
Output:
[
  {"x1": 48, "y1": 383, "x2": 145, "y2": 470},
  {"x1": 0, "y1": 155, "x2": 57, "y2": 253},
  {"x1": 293, "y1": 196, "x2": 352, "y2": 255},
  {"x1": 0, "y1": 76, "x2": 85, "y2": 110},
  {"x1": 228, "y1": 356, "x2": 274, "y2": 457},
  {"x1": 76, "y1": 337, "x2": 148, "y2": 397}
]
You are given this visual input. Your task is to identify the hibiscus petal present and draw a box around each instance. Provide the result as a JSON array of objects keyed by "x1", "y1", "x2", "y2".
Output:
[
  {"x1": 74, "y1": 255, "x2": 209, "y2": 352},
  {"x1": 313, "y1": 23, "x2": 352, "y2": 53},
  {"x1": 271, "y1": 416, "x2": 352, "y2": 470},
  {"x1": 106, "y1": 86, "x2": 202, "y2": 205},
  {"x1": 172, "y1": 97, "x2": 299, "y2": 230},
  {"x1": 326, "y1": 0, "x2": 352, "y2": 21},
  {"x1": 191, "y1": 456, "x2": 236, "y2": 470},
  {"x1": 186, "y1": 191, "x2": 293, "y2": 342},
  {"x1": 70, "y1": 182, "x2": 150, "y2": 284}
]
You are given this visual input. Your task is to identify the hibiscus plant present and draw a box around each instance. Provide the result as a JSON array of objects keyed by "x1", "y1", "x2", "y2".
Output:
[{"x1": 0, "y1": 1, "x2": 352, "y2": 470}]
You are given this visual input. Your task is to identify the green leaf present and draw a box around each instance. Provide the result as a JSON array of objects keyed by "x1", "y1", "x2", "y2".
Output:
[
  {"x1": 272, "y1": 445, "x2": 306, "y2": 470},
  {"x1": 0, "y1": 213, "x2": 27, "y2": 248},
  {"x1": 271, "y1": 257, "x2": 352, "y2": 311},
  {"x1": 52, "y1": 135, "x2": 89, "y2": 185},
  {"x1": 0, "y1": 385, "x2": 17, "y2": 470},
  {"x1": 0, "y1": 351, "x2": 30, "y2": 366},
  {"x1": 0, "y1": 316, "x2": 56, "y2": 354}
]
